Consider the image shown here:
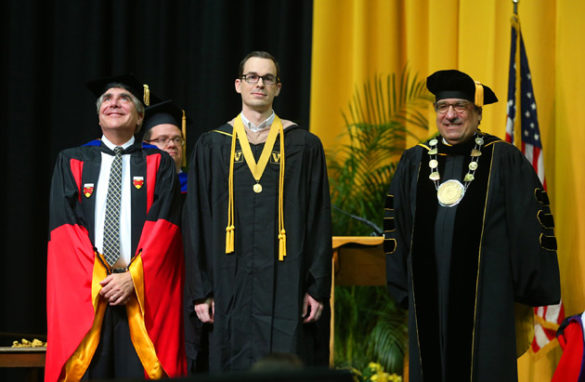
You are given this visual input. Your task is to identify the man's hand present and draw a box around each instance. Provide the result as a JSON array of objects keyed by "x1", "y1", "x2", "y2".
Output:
[
  {"x1": 195, "y1": 298, "x2": 215, "y2": 323},
  {"x1": 302, "y1": 293, "x2": 324, "y2": 323},
  {"x1": 99, "y1": 272, "x2": 135, "y2": 306}
]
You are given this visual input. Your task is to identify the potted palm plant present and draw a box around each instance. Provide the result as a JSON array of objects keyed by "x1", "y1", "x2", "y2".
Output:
[{"x1": 328, "y1": 68, "x2": 432, "y2": 377}]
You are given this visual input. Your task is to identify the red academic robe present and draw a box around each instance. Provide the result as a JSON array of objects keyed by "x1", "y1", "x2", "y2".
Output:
[
  {"x1": 45, "y1": 140, "x2": 186, "y2": 381},
  {"x1": 553, "y1": 313, "x2": 585, "y2": 382}
]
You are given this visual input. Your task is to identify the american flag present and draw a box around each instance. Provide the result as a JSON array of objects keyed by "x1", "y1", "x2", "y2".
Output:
[{"x1": 505, "y1": 14, "x2": 564, "y2": 353}]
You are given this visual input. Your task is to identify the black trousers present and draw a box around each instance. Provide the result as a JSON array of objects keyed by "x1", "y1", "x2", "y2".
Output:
[
  {"x1": 184, "y1": 306, "x2": 210, "y2": 374},
  {"x1": 84, "y1": 305, "x2": 144, "y2": 379}
]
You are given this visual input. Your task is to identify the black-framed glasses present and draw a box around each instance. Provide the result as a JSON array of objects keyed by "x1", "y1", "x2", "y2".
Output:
[
  {"x1": 240, "y1": 73, "x2": 279, "y2": 85},
  {"x1": 435, "y1": 101, "x2": 472, "y2": 114},
  {"x1": 146, "y1": 136, "x2": 184, "y2": 146}
]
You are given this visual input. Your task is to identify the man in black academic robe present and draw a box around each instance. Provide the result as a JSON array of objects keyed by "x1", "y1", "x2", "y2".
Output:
[
  {"x1": 183, "y1": 51, "x2": 332, "y2": 371},
  {"x1": 384, "y1": 70, "x2": 560, "y2": 382},
  {"x1": 142, "y1": 99, "x2": 189, "y2": 194},
  {"x1": 142, "y1": 99, "x2": 205, "y2": 372}
]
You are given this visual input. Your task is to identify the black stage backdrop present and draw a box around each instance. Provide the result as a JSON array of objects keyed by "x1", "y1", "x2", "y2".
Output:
[{"x1": 1, "y1": 0, "x2": 312, "y2": 341}]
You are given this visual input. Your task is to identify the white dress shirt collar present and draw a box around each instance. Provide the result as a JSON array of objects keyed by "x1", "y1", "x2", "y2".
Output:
[
  {"x1": 240, "y1": 111, "x2": 276, "y2": 132},
  {"x1": 101, "y1": 135, "x2": 135, "y2": 151}
]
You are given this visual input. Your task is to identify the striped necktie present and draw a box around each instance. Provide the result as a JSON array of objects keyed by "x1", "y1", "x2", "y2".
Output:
[{"x1": 103, "y1": 146, "x2": 123, "y2": 266}]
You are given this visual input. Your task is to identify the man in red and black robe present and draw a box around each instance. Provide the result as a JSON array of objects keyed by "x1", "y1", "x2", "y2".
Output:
[{"x1": 45, "y1": 75, "x2": 186, "y2": 381}]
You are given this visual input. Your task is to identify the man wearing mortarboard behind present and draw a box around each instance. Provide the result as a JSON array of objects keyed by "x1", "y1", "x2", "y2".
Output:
[
  {"x1": 384, "y1": 69, "x2": 561, "y2": 381},
  {"x1": 45, "y1": 74, "x2": 186, "y2": 381},
  {"x1": 183, "y1": 51, "x2": 332, "y2": 371},
  {"x1": 142, "y1": 99, "x2": 189, "y2": 194},
  {"x1": 142, "y1": 99, "x2": 208, "y2": 372}
]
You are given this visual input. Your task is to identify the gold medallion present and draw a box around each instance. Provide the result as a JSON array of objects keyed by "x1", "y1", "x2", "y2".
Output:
[
  {"x1": 429, "y1": 172, "x2": 440, "y2": 181},
  {"x1": 468, "y1": 161, "x2": 478, "y2": 171},
  {"x1": 253, "y1": 183, "x2": 263, "y2": 193},
  {"x1": 471, "y1": 149, "x2": 482, "y2": 157},
  {"x1": 437, "y1": 179, "x2": 465, "y2": 207}
]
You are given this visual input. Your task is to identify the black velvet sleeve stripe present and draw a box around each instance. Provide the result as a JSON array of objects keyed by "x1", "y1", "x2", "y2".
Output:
[
  {"x1": 385, "y1": 194, "x2": 394, "y2": 210},
  {"x1": 537, "y1": 210, "x2": 555, "y2": 229},
  {"x1": 384, "y1": 237, "x2": 397, "y2": 255},
  {"x1": 539, "y1": 234, "x2": 558, "y2": 251},
  {"x1": 384, "y1": 216, "x2": 396, "y2": 232},
  {"x1": 534, "y1": 188, "x2": 550, "y2": 205}
]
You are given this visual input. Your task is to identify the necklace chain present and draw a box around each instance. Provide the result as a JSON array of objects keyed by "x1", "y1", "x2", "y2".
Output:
[{"x1": 428, "y1": 134, "x2": 484, "y2": 192}]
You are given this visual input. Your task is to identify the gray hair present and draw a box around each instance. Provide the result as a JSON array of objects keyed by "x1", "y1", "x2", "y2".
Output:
[{"x1": 95, "y1": 83, "x2": 145, "y2": 132}]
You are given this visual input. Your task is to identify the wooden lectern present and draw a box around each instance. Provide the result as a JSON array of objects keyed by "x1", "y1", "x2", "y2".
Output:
[{"x1": 330, "y1": 236, "x2": 385, "y2": 366}]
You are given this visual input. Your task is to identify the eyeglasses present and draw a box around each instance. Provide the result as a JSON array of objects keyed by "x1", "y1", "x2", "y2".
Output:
[
  {"x1": 240, "y1": 73, "x2": 279, "y2": 85},
  {"x1": 146, "y1": 136, "x2": 184, "y2": 146},
  {"x1": 435, "y1": 101, "x2": 472, "y2": 114}
]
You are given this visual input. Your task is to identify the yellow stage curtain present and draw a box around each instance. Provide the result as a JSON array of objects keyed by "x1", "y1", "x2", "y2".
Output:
[{"x1": 311, "y1": 1, "x2": 585, "y2": 380}]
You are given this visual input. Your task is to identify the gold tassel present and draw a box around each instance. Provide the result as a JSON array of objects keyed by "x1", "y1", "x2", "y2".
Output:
[
  {"x1": 474, "y1": 81, "x2": 484, "y2": 107},
  {"x1": 225, "y1": 123, "x2": 237, "y2": 254},
  {"x1": 278, "y1": 229, "x2": 287, "y2": 261},
  {"x1": 181, "y1": 109, "x2": 187, "y2": 168},
  {"x1": 143, "y1": 84, "x2": 150, "y2": 106},
  {"x1": 225, "y1": 225, "x2": 235, "y2": 253}
]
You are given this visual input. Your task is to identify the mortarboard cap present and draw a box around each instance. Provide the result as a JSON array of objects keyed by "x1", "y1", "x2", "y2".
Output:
[
  {"x1": 426, "y1": 69, "x2": 498, "y2": 107},
  {"x1": 86, "y1": 74, "x2": 151, "y2": 106},
  {"x1": 143, "y1": 99, "x2": 185, "y2": 133}
]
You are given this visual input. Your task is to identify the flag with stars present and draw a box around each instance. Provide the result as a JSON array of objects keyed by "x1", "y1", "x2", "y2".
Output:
[{"x1": 505, "y1": 14, "x2": 564, "y2": 354}]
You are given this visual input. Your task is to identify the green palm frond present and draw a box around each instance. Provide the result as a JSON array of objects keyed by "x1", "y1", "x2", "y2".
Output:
[
  {"x1": 333, "y1": 286, "x2": 407, "y2": 373},
  {"x1": 367, "y1": 308, "x2": 408, "y2": 372},
  {"x1": 329, "y1": 67, "x2": 432, "y2": 236}
]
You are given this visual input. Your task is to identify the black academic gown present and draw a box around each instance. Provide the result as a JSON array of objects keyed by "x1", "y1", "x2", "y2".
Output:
[
  {"x1": 183, "y1": 123, "x2": 332, "y2": 372},
  {"x1": 179, "y1": 171, "x2": 209, "y2": 374},
  {"x1": 384, "y1": 133, "x2": 560, "y2": 382}
]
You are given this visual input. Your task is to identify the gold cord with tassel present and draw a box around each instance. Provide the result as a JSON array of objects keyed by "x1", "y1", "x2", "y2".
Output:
[
  {"x1": 225, "y1": 114, "x2": 287, "y2": 260},
  {"x1": 225, "y1": 127, "x2": 237, "y2": 253},
  {"x1": 143, "y1": 84, "x2": 150, "y2": 106},
  {"x1": 277, "y1": 122, "x2": 286, "y2": 261},
  {"x1": 181, "y1": 109, "x2": 187, "y2": 168}
]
